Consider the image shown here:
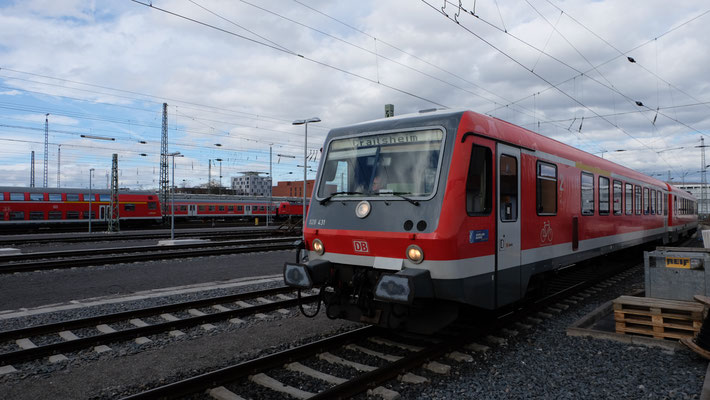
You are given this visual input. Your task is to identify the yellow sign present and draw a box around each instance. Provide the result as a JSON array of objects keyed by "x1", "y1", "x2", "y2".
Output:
[{"x1": 665, "y1": 257, "x2": 690, "y2": 269}]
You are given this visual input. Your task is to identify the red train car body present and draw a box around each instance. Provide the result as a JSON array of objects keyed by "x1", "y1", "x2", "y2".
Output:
[
  {"x1": 0, "y1": 187, "x2": 161, "y2": 226},
  {"x1": 284, "y1": 109, "x2": 698, "y2": 331}
]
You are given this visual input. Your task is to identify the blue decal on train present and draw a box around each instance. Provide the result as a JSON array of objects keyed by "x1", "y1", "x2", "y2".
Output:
[{"x1": 469, "y1": 229, "x2": 489, "y2": 243}]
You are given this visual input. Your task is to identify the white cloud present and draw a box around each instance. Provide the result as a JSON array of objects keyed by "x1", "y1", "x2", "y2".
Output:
[{"x1": 0, "y1": 0, "x2": 708, "y2": 188}]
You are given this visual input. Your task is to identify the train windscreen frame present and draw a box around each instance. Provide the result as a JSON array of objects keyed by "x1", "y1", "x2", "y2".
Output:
[{"x1": 317, "y1": 128, "x2": 445, "y2": 201}]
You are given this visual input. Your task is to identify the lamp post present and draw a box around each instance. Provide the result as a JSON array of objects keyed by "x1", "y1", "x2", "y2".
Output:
[
  {"x1": 292, "y1": 117, "x2": 321, "y2": 233},
  {"x1": 268, "y1": 145, "x2": 272, "y2": 227},
  {"x1": 88, "y1": 168, "x2": 94, "y2": 233},
  {"x1": 167, "y1": 152, "x2": 183, "y2": 240},
  {"x1": 215, "y1": 158, "x2": 223, "y2": 195}
]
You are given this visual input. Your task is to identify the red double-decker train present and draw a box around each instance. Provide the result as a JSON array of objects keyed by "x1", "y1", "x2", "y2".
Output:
[
  {"x1": 0, "y1": 187, "x2": 308, "y2": 230},
  {"x1": 284, "y1": 109, "x2": 698, "y2": 332},
  {"x1": 0, "y1": 187, "x2": 161, "y2": 228}
]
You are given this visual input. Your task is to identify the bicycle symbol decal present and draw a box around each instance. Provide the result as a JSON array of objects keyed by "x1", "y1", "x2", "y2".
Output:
[{"x1": 540, "y1": 220, "x2": 553, "y2": 243}]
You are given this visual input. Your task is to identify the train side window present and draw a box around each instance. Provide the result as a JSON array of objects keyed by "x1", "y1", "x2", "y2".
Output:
[
  {"x1": 536, "y1": 161, "x2": 557, "y2": 215},
  {"x1": 219, "y1": 205, "x2": 225, "y2": 211},
  {"x1": 499, "y1": 155, "x2": 518, "y2": 222},
  {"x1": 634, "y1": 186, "x2": 642, "y2": 215},
  {"x1": 180, "y1": 206, "x2": 187, "y2": 211},
  {"x1": 237, "y1": 205, "x2": 243, "y2": 211},
  {"x1": 148, "y1": 202, "x2": 157, "y2": 210},
  {"x1": 208, "y1": 205, "x2": 215, "y2": 211},
  {"x1": 674, "y1": 195, "x2": 677, "y2": 215},
  {"x1": 99, "y1": 194, "x2": 110, "y2": 202},
  {"x1": 48, "y1": 211, "x2": 62, "y2": 220},
  {"x1": 9, "y1": 192, "x2": 24, "y2": 201},
  {"x1": 613, "y1": 180, "x2": 622, "y2": 215},
  {"x1": 9, "y1": 211, "x2": 24, "y2": 220},
  {"x1": 650, "y1": 189, "x2": 656, "y2": 214},
  {"x1": 30, "y1": 211, "x2": 44, "y2": 220},
  {"x1": 30, "y1": 193, "x2": 44, "y2": 201},
  {"x1": 581, "y1": 172, "x2": 594, "y2": 216},
  {"x1": 66, "y1": 194, "x2": 80, "y2": 201},
  {"x1": 66, "y1": 211, "x2": 80, "y2": 219},
  {"x1": 625, "y1": 183, "x2": 633, "y2": 215},
  {"x1": 228, "y1": 205, "x2": 234, "y2": 211},
  {"x1": 599, "y1": 177, "x2": 610, "y2": 215},
  {"x1": 643, "y1": 188, "x2": 649, "y2": 214},
  {"x1": 465, "y1": 145, "x2": 492, "y2": 216},
  {"x1": 198, "y1": 205, "x2": 206, "y2": 211},
  {"x1": 124, "y1": 204, "x2": 136, "y2": 212}
]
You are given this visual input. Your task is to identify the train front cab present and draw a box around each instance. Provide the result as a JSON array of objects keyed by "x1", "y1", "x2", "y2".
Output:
[{"x1": 283, "y1": 110, "x2": 525, "y2": 332}]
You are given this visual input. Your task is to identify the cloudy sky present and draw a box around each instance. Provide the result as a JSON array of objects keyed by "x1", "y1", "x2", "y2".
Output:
[{"x1": 0, "y1": 0, "x2": 708, "y2": 190}]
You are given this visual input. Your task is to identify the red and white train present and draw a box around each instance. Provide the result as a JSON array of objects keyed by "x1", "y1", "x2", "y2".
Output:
[
  {"x1": 0, "y1": 187, "x2": 307, "y2": 229},
  {"x1": 284, "y1": 109, "x2": 698, "y2": 332},
  {"x1": 0, "y1": 187, "x2": 162, "y2": 227}
]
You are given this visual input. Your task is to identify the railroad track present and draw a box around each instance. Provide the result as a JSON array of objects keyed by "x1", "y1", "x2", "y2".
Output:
[
  {"x1": 0, "y1": 286, "x2": 318, "y2": 371},
  {"x1": 120, "y1": 253, "x2": 643, "y2": 399},
  {"x1": 0, "y1": 236, "x2": 300, "y2": 273},
  {"x1": 0, "y1": 227, "x2": 299, "y2": 246}
]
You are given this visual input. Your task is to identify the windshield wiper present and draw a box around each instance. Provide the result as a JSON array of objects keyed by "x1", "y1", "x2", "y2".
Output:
[
  {"x1": 319, "y1": 191, "x2": 364, "y2": 205},
  {"x1": 372, "y1": 191, "x2": 420, "y2": 206}
]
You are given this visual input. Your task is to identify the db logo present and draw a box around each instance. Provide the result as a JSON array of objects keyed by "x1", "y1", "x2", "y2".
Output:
[{"x1": 353, "y1": 240, "x2": 370, "y2": 253}]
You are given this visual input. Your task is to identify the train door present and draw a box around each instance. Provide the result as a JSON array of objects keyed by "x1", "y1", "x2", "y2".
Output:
[
  {"x1": 496, "y1": 143, "x2": 521, "y2": 306},
  {"x1": 188, "y1": 204, "x2": 197, "y2": 217},
  {"x1": 99, "y1": 205, "x2": 108, "y2": 220},
  {"x1": 245, "y1": 205, "x2": 252, "y2": 216}
]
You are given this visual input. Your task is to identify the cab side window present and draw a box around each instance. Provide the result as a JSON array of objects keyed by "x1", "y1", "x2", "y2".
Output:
[{"x1": 465, "y1": 145, "x2": 492, "y2": 216}]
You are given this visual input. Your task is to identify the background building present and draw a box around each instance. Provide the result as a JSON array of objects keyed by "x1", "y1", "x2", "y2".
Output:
[
  {"x1": 272, "y1": 180, "x2": 316, "y2": 197},
  {"x1": 231, "y1": 172, "x2": 271, "y2": 196}
]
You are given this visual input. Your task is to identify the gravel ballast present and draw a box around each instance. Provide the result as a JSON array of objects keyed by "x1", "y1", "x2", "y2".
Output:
[
  {"x1": 388, "y1": 266, "x2": 708, "y2": 400},
  {"x1": 1, "y1": 243, "x2": 708, "y2": 399}
]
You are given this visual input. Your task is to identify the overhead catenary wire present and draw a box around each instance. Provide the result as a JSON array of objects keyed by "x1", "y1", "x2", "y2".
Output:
[
  {"x1": 436, "y1": 0, "x2": 707, "y2": 144},
  {"x1": 129, "y1": 0, "x2": 449, "y2": 108},
  {"x1": 422, "y1": 0, "x2": 710, "y2": 176}
]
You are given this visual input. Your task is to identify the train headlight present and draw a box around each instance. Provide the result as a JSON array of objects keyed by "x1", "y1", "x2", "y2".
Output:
[
  {"x1": 355, "y1": 201, "x2": 371, "y2": 218},
  {"x1": 406, "y1": 245, "x2": 424, "y2": 264},
  {"x1": 312, "y1": 239, "x2": 325, "y2": 255}
]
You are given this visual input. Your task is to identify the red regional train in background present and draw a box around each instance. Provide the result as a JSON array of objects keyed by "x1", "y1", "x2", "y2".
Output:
[
  {"x1": 284, "y1": 109, "x2": 698, "y2": 332},
  {"x1": 0, "y1": 186, "x2": 308, "y2": 230}
]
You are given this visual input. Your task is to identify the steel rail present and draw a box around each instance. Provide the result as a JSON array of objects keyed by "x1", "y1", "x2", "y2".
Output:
[
  {"x1": 0, "y1": 236, "x2": 300, "y2": 262},
  {"x1": 0, "y1": 228, "x2": 296, "y2": 246},
  {"x1": 0, "y1": 286, "x2": 297, "y2": 342},
  {"x1": 0, "y1": 294, "x2": 320, "y2": 366},
  {"x1": 118, "y1": 256, "x2": 642, "y2": 399},
  {"x1": 120, "y1": 326, "x2": 379, "y2": 400},
  {"x1": 0, "y1": 241, "x2": 298, "y2": 274}
]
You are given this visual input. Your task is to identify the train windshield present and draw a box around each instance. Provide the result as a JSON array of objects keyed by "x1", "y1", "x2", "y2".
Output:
[{"x1": 317, "y1": 128, "x2": 444, "y2": 199}]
